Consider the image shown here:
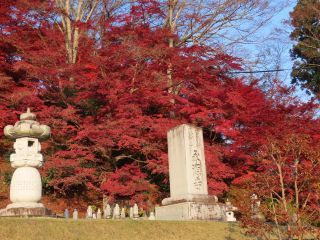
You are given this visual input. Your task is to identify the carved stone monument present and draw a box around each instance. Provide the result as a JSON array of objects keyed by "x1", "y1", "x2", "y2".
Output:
[
  {"x1": 113, "y1": 204, "x2": 120, "y2": 219},
  {"x1": 251, "y1": 194, "x2": 265, "y2": 221},
  {"x1": 73, "y1": 208, "x2": 78, "y2": 220},
  {"x1": 155, "y1": 124, "x2": 236, "y2": 221},
  {"x1": 64, "y1": 209, "x2": 70, "y2": 219},
  {"x1": 0, "y1": 109, "x2": 53, "y2": 217},
  {"x1": 120, "y1": 207, "x2": 126, "y2": 219},
  {"x1": 104, "y1": 204, "x2": 111, "y2": 219},
  {"x1": 86, "y1": 205, "x2": 93, "y2": 218},
  {"x1": 133, "y1": 203, "x2": 139, "y2": 219},
  {"x1": 97, "y1": 208, "x2": 102, "y2": 219},
  {"x1": 129, "y1": 207, "x2": 133, "y2": 218}
]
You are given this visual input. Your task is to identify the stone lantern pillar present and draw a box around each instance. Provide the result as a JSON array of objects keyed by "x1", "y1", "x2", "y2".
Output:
[{"x1": 0, "y1": 108, "x2": 53, "y2": 216}]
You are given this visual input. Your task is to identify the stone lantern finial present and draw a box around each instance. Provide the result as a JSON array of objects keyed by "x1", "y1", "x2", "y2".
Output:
[{"x1": 20, "y1": 108, "x2": 36, "y2": 121}]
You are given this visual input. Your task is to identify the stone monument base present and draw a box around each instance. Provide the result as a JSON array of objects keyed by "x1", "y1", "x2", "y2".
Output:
[
  {"x1": 162, "y1": 194, "x2": 217, "y2": 205},
  {"x1": 155, "y1": 201, "x2": 229, "y2": 221},
  {"x1": 0, "y1": 206, "x2": 55, "y2": 217},
  {"x1": 6, "y1": 202, "x2": 44, "y2": 209}
]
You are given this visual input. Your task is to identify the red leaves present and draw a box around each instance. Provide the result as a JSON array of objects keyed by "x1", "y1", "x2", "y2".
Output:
[
  {"x1": 236, "y1": 133, "x2": 320, "y2": 237},
  {"x1": 101, "y1": 163, "x2": 157, "y2": 207}
]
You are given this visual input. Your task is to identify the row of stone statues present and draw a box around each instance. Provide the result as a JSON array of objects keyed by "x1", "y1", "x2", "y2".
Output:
[
  {"x1": 65, "y1": 202, "x2": 237, "y2": 221},
  {"x1": 68, "y1": 203, "x2": 156, "y2": 220}
]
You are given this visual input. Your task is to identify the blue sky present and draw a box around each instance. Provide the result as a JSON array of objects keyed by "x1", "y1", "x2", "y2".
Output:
[{"x1": 250, "y1": 0, "x2": 312, "y2": 101}]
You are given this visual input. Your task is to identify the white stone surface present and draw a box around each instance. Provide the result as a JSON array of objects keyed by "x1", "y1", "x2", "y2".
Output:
[
  {"x1": 11, "y1": 138, "x2": 43, "y2": 168},
  {"x1": 163, "y1": 124, "x2": 208, "y2": 205},
  {"x1": 156, "y1": 202, "x2": 224, "y2": 220},
  {"x1": 6, "y1": 202, "x2": 44, "y2": 209},
  {"x1": 8, "y1": 137, "x2": 44, "y2": 209},
  {"x1": 9, "y1": 166, "x2": 42, "y2": 205}
]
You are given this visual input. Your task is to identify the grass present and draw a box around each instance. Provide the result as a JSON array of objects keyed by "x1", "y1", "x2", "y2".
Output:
[{"x1": 0, "y1": 218, "x2": 251, "y2": 240}]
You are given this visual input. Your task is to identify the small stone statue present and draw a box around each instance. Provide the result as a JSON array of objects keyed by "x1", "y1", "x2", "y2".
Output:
[
  {"x1": 92, "y1": 213, "x2": 97, "y2": 219},
  {"x1": 251, "y1": 193, "x2": 258, "y2": 200},
  {"x1": 120, "y1": 207, "x2": 126, "y2": 219},
  {"x1": 148, "y1": 211, "x2": 155, "y2": 220},
  {"x1": 104, "y1": 204, "x2": 111, "y2": 219},
  {"x1": 97, "y1": 208, "x2": 102, "y2": 219},
  {"x1": 73, "y1": 209, "x2": 78, "y2": 220},
  {"x1": 129, "y1": 207, "x2": 133, "y2": 219},
  {"x1": 225, "y1": 211, "x2": 236, "y2": 222},
  {"x1": 86, "y1": 205, "x2": 93, "y2": 219},
  {"x1": 251, "y1": 194, "x2": 265, "y2": 221},
  {"x1": 133, "y1": 203, "x2": 139, "y2": 219},
  {"x1": 64, "y1": 209, "x2": 70, "y2": 219},
  {"x1": 113, "y1": 204, "x2": 120, "y2": 219}
]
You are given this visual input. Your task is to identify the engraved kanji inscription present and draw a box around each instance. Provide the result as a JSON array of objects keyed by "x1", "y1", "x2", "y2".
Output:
[
  {"x1": 192, "y1": 149, "x2": 203, "y2": 191},
  {"x1": 188, "y1": 128, "x2": 194, "y2": 146}
]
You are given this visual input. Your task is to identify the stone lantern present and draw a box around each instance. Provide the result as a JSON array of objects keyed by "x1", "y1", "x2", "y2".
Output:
[{"x1": 0, "y1": 108, "x2": 52, "y2": 216}]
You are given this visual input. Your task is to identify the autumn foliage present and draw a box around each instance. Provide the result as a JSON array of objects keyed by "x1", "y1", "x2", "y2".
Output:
[
  {"x1": 233, "y1": 133, "x2": 320, "y2": 239},
  {"x1": 0, "y1": 0, "x2": 319, "y2": 213}
]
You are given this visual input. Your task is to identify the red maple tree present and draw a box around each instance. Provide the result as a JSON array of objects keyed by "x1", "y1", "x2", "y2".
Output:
[{"x1": 0, "y1": 0, "x2": 319, "y2": 212}]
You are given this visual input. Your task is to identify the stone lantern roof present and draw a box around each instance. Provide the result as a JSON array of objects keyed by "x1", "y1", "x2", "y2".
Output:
[{"x1": 4, "y1": 108, "x2": 51, "y2": 140}]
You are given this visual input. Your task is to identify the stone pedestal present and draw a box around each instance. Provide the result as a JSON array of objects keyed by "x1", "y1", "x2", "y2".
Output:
[
  {"x1": 0, "y1": 109, "x2": 53, "y2": 217},
  {"x1": 155, "y1": 124, "x2": 236, "y2": 221},
  {"x1": 156, "y1": 202, "x2": 229, "y2": 220},
  {"x1": 0, "y1": 207, "x2": 53, "y2": 217}
]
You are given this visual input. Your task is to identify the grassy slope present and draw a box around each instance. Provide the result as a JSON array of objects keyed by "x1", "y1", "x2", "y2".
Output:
[{"x1": 0, "y1": 218, "x2": 251, "y2": 240}]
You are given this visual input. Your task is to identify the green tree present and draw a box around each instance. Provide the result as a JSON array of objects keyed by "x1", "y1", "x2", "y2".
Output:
[{"x1": 290, "y1": 0, "x2": 320, "y2": 95}]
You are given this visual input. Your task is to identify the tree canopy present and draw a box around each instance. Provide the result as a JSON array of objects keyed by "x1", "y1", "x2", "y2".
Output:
[
  {"x1": 0, "y1": 0, "x2": 319, "y2": 212},
  {"x1": 290, "y1": 0, "x2": 320, "y2": 95}
]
